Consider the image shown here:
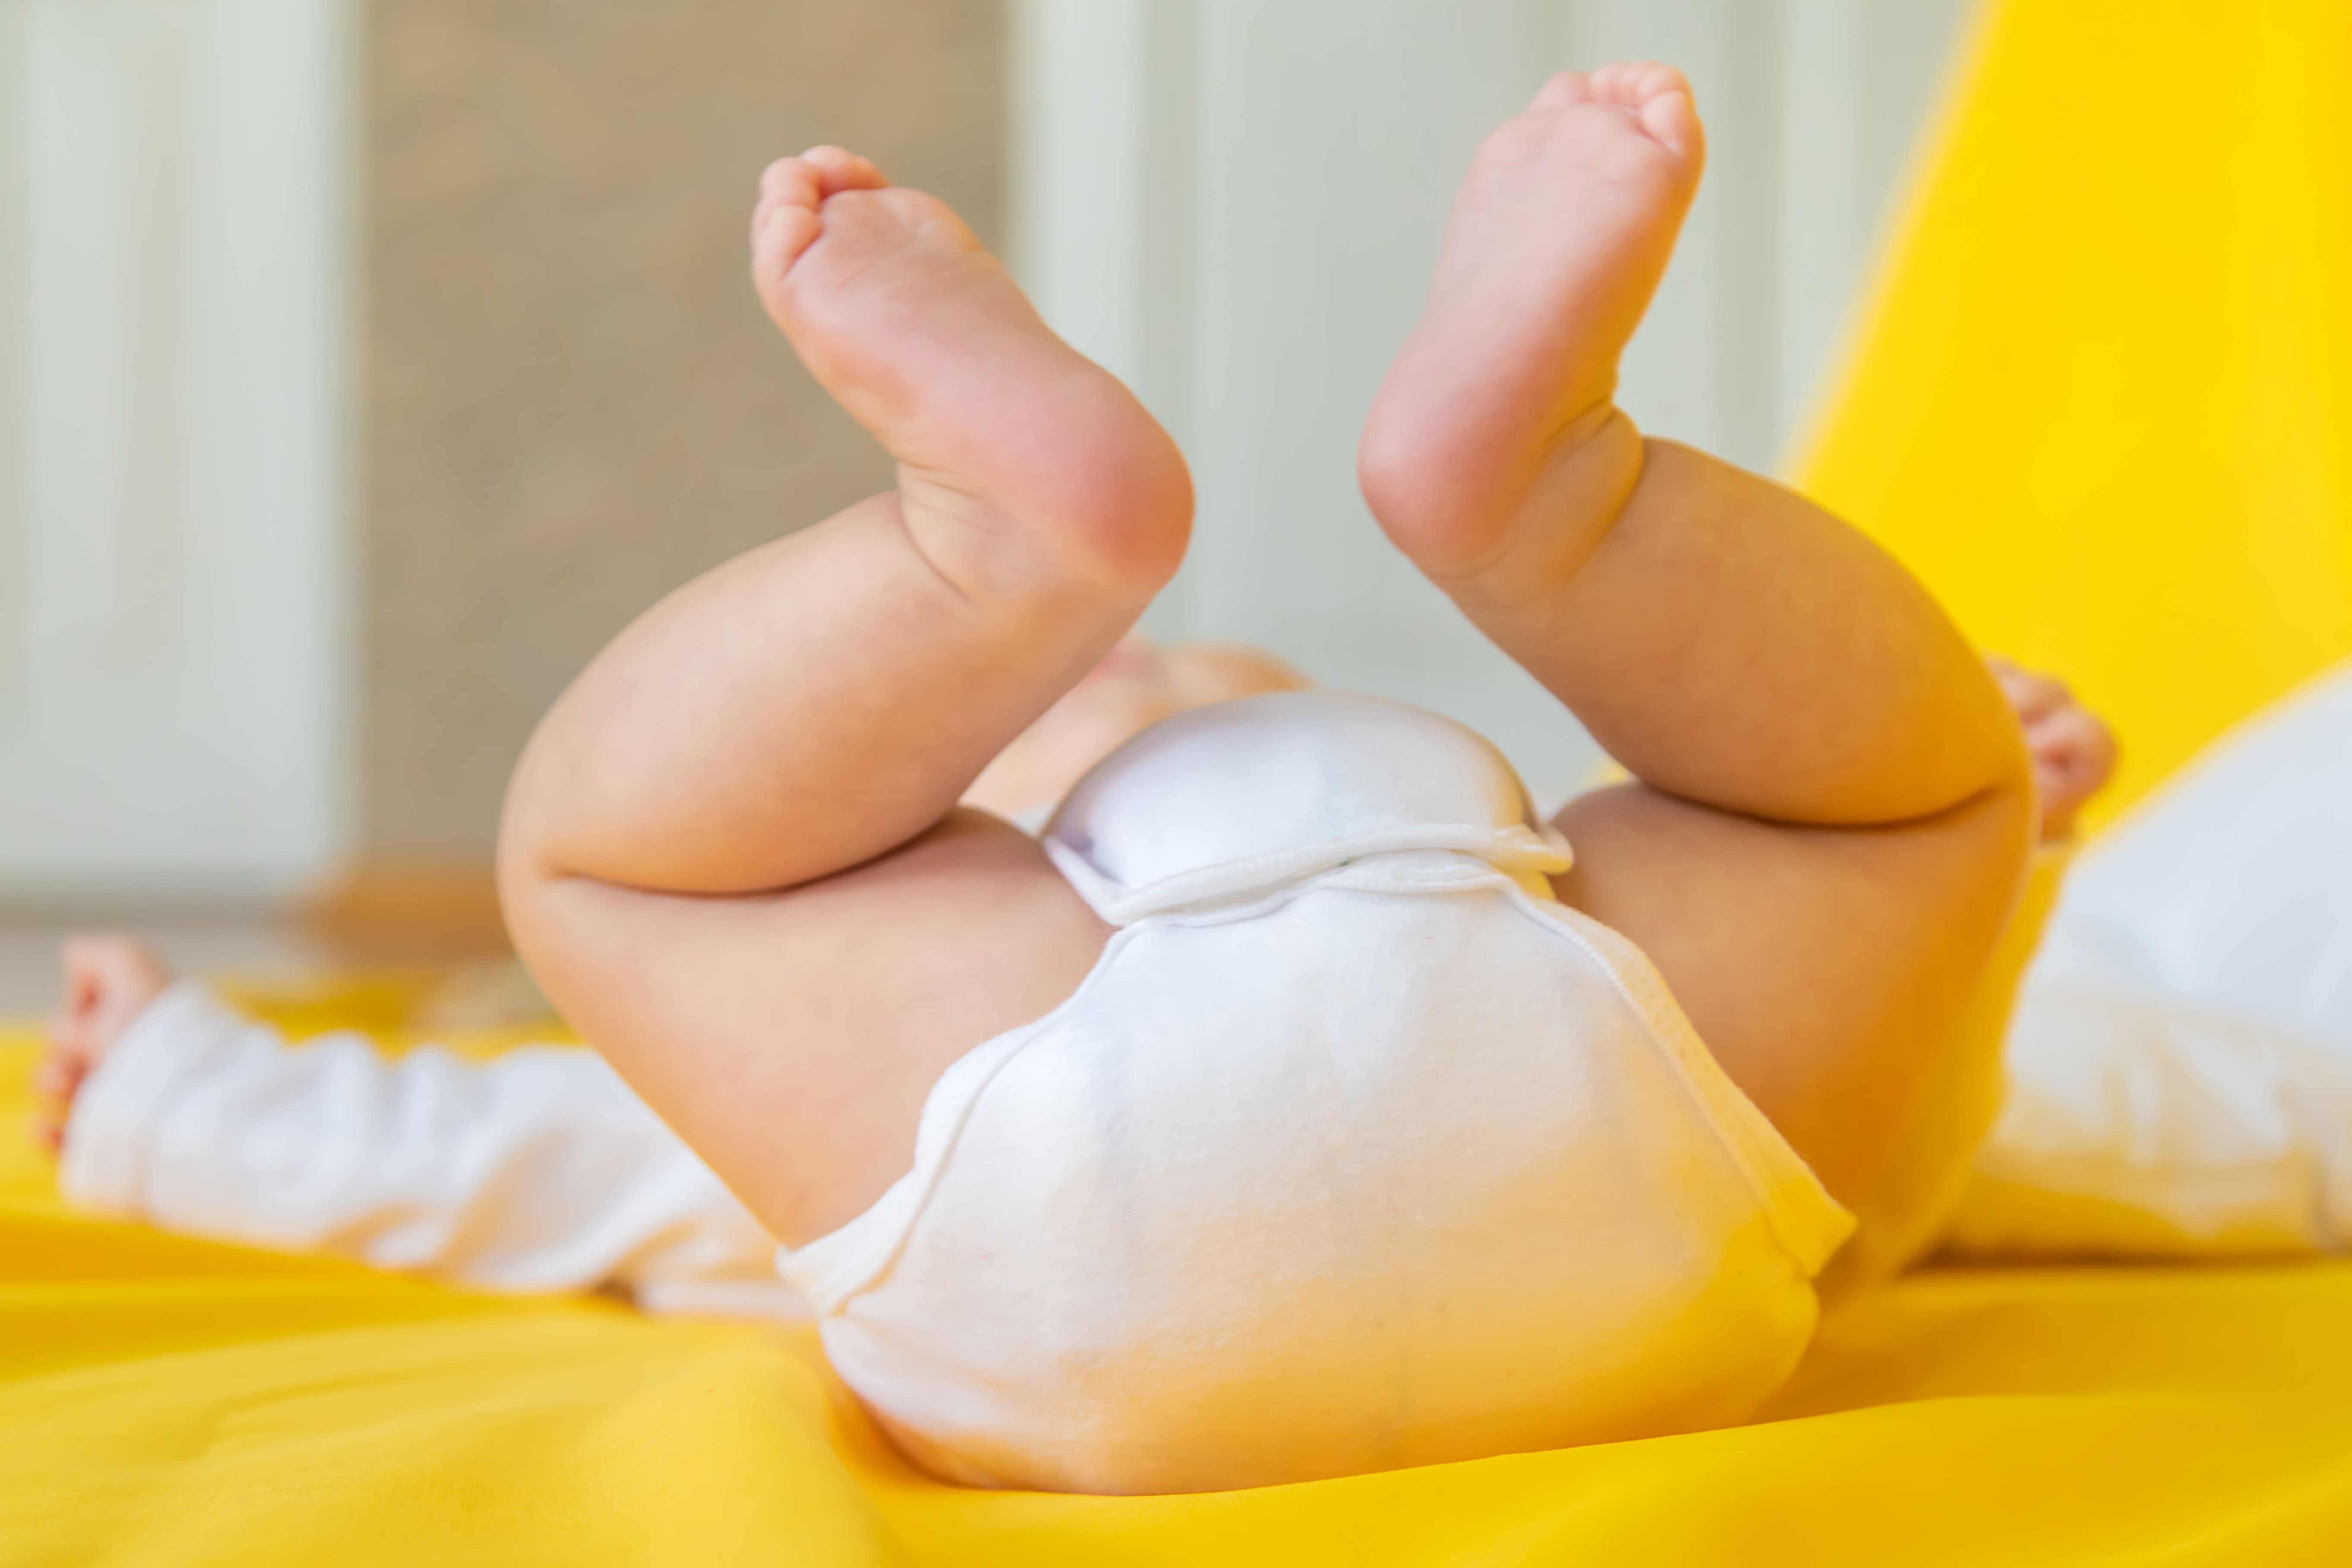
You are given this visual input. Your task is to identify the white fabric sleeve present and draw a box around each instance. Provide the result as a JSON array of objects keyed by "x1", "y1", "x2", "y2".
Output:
[
  {"x1": 59, "y1": 981, "x2": 803, "y2": 1315},
  {"x1": 1946, "y1": 658, "x2": 2352, "y2": 1259},
  {"x1": 1948, "y1": 977, "x2": 2352, "y2": 1258},
  {"x1": 2027, "y1": 655, "x2": 2352, "y2": 1053}
]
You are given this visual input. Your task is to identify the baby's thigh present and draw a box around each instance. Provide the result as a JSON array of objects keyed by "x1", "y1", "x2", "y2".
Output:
[{"x1": 506, "y1": 809, "x2": 1112, "y2": 1248}]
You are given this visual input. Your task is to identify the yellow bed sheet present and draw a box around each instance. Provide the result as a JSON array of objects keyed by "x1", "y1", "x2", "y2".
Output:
[
  {"x1": 6, "y1": 1030, "x2": 2352, "y2": 1566},
  {"x1": 17, "y1": 0, "x2": 2352, "y2": 1552}
]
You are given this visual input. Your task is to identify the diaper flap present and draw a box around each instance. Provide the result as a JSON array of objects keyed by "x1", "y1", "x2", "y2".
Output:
[
  {"x1": 1046, "y1": 822, "x2": 1572, "y2": 925},
  {"x1": 1043, "y1": 690, "x2": 1565, "y2": 923}
]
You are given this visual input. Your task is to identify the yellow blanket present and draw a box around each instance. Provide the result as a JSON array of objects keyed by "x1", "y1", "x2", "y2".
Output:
[{"x1": 6, "y1": 1029, "x2": 2352, "y2": 1565}]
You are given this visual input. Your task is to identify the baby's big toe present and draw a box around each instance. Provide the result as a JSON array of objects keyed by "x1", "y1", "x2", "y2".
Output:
[
  {"x1": 1585, "y1": 60, "x2": 1690, "y2": 106},
  {"x1": 758, "y1": 146, "x2": 887, "y2": 211},
  {"x1": 1593, "y1": 62, "x2": 1700, "y2": 156},
  {"x1": 1529, "y1": 63, "x2": 1701, "y2": 160},
  {"x1": 797, "y1": 145, "x2": 888, "y2": 198},
  {"x1": 752, "y1": 148, "x2": 895, "y2": 301}
]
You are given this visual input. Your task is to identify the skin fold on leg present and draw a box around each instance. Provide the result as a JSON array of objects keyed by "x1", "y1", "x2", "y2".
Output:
[{"x1": 1362, "y1": 66, "x2": 2035, "y2": 1238}]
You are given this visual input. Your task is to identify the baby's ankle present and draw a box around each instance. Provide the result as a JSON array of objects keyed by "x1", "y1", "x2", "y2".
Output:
[
  {"x1": 897, "y1": 444, "x2": 1189, "y2": 617},
  {"x1": 1366, "y1": 404, "x2": 1644, "y2": 602}
]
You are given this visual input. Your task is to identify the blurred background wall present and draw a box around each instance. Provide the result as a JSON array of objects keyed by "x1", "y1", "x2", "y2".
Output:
[
  {"x1": 0, "y1": 0, "x2": 353, "y2": 908},
  {"x1": 1013, "y1": 0, "x2": 1973, "y2": 802},
  {"x1": 0, "y1": 0, "x2": 1976, "y2": 991},
  {"x1": 367, "y1": 0, "x2": 1002, "y2": 861}
]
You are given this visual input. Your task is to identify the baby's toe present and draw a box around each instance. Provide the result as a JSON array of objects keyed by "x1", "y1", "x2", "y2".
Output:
[
  {"x1": 797, "y1": 145, "x2": 889, "y2": 198},
  {"x1": 1530, "y1": 71, "x2": 1593, "y2": 112},
  {"x1": 752, "y1": 148, "x2": 898, "y2": 299},
  {"x1": 1580, "y1": 61, "x2": 1700, "y2": 154},
  {"x1": 752, "y1": 160, "x2": 831, "y2": 293},
  {"x1": 758, "y1": 155, "x2": 815, "y2": 208},
  {"x1": 1588, "y1": 60, "x2": 1690, "y2": 109}
]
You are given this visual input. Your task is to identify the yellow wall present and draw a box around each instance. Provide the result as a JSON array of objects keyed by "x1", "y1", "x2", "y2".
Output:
[{"x1": 1796, "y1": 0, "x2": 2352, "y2": 825}]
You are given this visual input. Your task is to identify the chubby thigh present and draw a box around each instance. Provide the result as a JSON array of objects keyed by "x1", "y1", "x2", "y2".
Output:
[{"x1": 505, "y1": 807, "x2": 1118, "y2": 1250}]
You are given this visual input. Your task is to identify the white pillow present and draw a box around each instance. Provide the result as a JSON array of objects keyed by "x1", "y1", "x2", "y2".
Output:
[{"x1": 2036, "y1": 658, "x2": 2352, "y2": 1055}]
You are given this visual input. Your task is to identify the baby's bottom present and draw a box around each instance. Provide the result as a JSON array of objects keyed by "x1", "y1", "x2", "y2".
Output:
[{"x1": 1955, "y1": 658, "x2": 2352, "y2": 1257}]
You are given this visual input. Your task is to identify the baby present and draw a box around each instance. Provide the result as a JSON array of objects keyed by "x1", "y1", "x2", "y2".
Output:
[{"x1": 43, "y1": 68, "x2": 2047, "y2": 1493}]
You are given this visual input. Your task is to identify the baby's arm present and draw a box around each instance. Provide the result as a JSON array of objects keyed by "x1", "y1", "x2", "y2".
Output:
[
  {"x1": 57, "y1": 974, "x2": 780, "y2": 1303},
  {"x1": 1363, "y1": 68, "x2": 2034, "y2": 1223},
  {"x1": 499, "y1": 151, "x2": 1189, "y2": 1244}
]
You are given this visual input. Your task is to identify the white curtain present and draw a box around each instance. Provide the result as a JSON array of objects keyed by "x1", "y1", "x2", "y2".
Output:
[{"x1": 0, "y1": 0, "x2": 355, "y2": 901}]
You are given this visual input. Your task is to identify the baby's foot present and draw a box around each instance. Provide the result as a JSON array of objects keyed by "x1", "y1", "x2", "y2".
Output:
[
  {"x1": 750, "y1": 148, "x2": 1190, "y2": 605},
  {"x1": 33, "y1": 934, "x2": 172, "y2": 1154},
  {"x1": 1360, "y1": 65, "x2": 1703, "y2": 585},
  {"x1": 1988, "y1": 658, "x2": 2120, "y2": 843}
]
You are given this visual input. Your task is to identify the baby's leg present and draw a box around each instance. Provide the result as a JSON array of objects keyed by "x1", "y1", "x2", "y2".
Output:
[
  {"x1": 500, "y1": 152, "x2": 1190, "y2": 1243},
  {"x1": 1362, "y1": 68, "x2": 2034, "y2": 1223},
  {"x1": 1363, "y1": 67, "x2": 2017, "y2": 829},
  {"x1": 509, "y1": 148, "x2": 1190, "y2": 900}
]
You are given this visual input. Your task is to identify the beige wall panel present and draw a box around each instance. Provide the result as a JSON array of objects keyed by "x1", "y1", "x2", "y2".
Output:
[{"x1": 367, "y1": 0, "x2": 1003, "y2": 855}]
